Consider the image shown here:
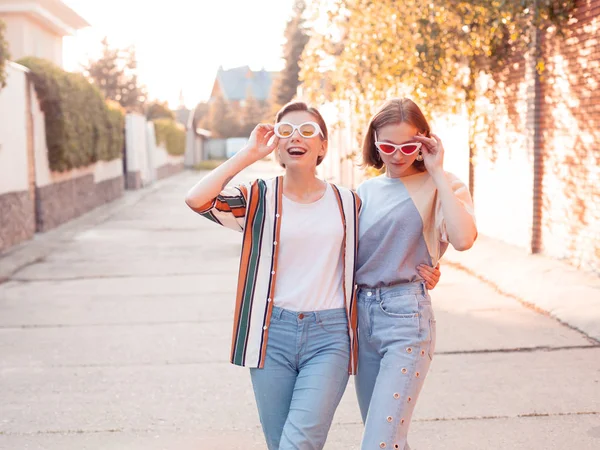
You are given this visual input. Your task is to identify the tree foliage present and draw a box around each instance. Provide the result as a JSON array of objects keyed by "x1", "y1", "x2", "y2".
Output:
[
  {"x1": 154, "y1": 119, "x2": 186, "y2": 156},
  {"x1": 271, "y1": 0, "x2": 310, "y2": 109},
  {"x1": 82, "y1": 37, "x2": 147, "y2": 112},
  {"x1": 202, "y1": 93, "x2": 240, "y2": 138},
  {"x1": 240, "y1": 95, "x2": 270, "y2": 136},
  {"x1": 301, "y1": 0, "x2": 576, "y2": 125},
  {"x1": 145, "y1": 100, "x2": 175, "y2": 121},
  {"x1": 200, "y1": 91, "x2": 270, "y2": 139},
  {"x1": 0, "y1": 20, "x2": 9, "y2": 90}
]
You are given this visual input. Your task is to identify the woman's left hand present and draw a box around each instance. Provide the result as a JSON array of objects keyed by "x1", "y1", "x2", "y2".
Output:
[
  {"x1": 417, "y1": 263, "x2": 441, "y2": 290},
  {"x1": 414, "y1": 133, "x2": 444, "y2": 175}
]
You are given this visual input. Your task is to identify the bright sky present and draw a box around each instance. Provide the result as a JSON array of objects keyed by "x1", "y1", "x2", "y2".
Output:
[{"x1": 62, "y1": 0, "x2": 297, "y2": 108}]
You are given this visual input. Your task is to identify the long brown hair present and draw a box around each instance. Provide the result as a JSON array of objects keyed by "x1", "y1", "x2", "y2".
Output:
[
  {"x1": 362, "y1": 98, "x2": 431, "y2": 171},
  {"x1": 275, "y1": 101, "x2": 328, "y2": 168}
]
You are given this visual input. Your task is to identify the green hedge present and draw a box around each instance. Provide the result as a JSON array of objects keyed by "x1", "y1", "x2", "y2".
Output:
[
  {"x1": 17, "y1": 57, "x2": 124, "y2": 172},
  {"x1": 0, "y1": 20, "x2": 9, "y2": 90},
  {"x1": 153, "y1": 118, "x2": 185, "y2": 156}
]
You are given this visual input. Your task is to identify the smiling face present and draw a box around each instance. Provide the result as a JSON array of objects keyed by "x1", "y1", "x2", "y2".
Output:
[
  {"x1": 375, "y1": 122, "x2": 422, "y2": 177},
  {"x1": 276, "y1": 110, "x2": 327, "y2": 170}
]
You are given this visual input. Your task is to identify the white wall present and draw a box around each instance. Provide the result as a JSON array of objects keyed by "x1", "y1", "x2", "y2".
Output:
[
  {"x1": 94, "y1": 159, "x2": 123, "y2": 183},
  {"x1": 0, "y1": 63, "x2": 29, "y2": 195},
  {"x1": 155, "y1": 144, "x2": 184, "y2": 168},
  {"x1": 184, "y1": 130, "x2": 204, "y2": 167},
  {"x1": 2, "y1": 14, "x2": 63, "y2": 66},
  {"x1": 431, "y1": 111, "x2": 471, "y2": 186},
  {"x1": 30, "y1": 79, "x2": 54, "y2": 187},
  {"x1": 145, "y1": 121, "x2": 156, "y2": 183},
  {"x1": 125, "y1": 113, "x2": 154, "y2": 185},
  {"x1": 125, "y1": 113, "x2": 147, "y2": 173}
]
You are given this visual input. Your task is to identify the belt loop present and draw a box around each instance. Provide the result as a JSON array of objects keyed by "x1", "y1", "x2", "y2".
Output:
[
  {"x1": 421, "y1": 281, "x2": 427, "y2": 294},
  {"x1": 375, "y1": 287, "x2": 381, "y2": 301}
]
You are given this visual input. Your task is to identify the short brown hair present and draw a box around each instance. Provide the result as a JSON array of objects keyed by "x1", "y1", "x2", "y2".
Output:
[
  {"x1": 275, "y1": 101, "x2": 328, "y2": 167},
  {"x1": 362, "y1": 98, "x2": 431, "y2": 171}
]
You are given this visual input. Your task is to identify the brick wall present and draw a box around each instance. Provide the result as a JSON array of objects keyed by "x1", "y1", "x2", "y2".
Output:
[
  {"x1": 471, "y1": 53, "x2": 536, "y2": 250},
  {"x1": 539, "y1": 1, "x2": 600, "y2": 273},
  {"x1": 471, "y1": 0, "x2": 599, "y2": 273},
  {"x1": 36, "y1": 174, "x2": 124, "y2": 232}
]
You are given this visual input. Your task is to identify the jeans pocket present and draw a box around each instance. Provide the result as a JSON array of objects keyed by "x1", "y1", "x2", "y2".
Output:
[
  {"x1": 378, "y1": 294, "x2": 419, "y2": 318},
  {"x1": 319, "y1": 319, "x2": 349, "y2": 335},
  {"x1": 428, "y1": 318, "x2": 437, "y2": 360}
]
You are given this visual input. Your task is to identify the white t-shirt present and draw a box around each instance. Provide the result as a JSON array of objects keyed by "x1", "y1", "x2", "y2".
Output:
[{"x1": 273, "y1": 184, "x2": 345, "y2": 311}]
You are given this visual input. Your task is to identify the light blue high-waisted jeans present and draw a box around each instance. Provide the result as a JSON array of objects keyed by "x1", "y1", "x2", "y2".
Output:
[
  {"x1": 250, "y1": 306, "x2": 350, "y2": 450},
  {"x1": 355, "y1": 281, "x2": 436, "y2": 450}
]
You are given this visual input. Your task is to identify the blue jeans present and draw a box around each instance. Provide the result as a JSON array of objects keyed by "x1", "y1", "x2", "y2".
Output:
[
  {"x1": 250, "y1": 306, "x2": 350, "y2": 450},
  {"x1": 355, "y1": 282, "x2": 436, "y2": 450}
]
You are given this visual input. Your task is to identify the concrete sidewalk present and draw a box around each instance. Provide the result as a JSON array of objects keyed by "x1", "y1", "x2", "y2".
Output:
[
  {"x1": 0, "y1": 165, "x2": 598, "y2": 449},
  {"x1": 442, "y1": 236, "x2": 600, "y2": 343}
]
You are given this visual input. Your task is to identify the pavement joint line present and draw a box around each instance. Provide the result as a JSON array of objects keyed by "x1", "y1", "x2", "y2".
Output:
[
  {"x1": 10, "y1": 272, "x2": 236, "y2": 282},
  {"x1": 1, "y1": 293, "x2": 234, "y2": 299},
  {"x1": 2, "y1": 412, "x2": 598, "y2": 437},
  {"x1": 444, "y1": 260, "x2": 600, "y2": 345},
  {"x1": 0, "y1": 319, "x2": 232, "y2": 329},
  {"x1": 437, "y1": 344, "x2": 598, "y2": 355},
  {"x1": 337, "y1": 411, "x2": 600, "y2": 426},
  {"x1": 1, "y1": 360, "x2": 231, "y2": 369},
  {"x1": 3, "y1": 345, "x2": 598, "y2": 370},
  {"x1": 417, "y1": 411, "x2": 600, "y2": 422}
]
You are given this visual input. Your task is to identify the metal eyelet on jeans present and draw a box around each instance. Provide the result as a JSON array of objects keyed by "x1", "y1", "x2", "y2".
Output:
[
  {"x1": 387, "y1": 416, "x2": 393, "y2": 422},
  {"x1": 401, "y1": 368, "x2": 407, "y2": 374},
  {"x1": 380, "y1": 443, "x2": 386, "y2": 448}
]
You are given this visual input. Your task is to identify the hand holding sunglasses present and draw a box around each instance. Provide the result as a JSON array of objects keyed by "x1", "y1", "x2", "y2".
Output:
[
  {"x1": 244, "y1": 123, "x2": 280, "y2": 162},
  {"x1": 412, "y1": 133, "x2": 445, "y2": 174}
]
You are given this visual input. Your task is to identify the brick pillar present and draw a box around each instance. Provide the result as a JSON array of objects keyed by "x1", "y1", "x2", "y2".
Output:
[{"x1": 531, "y1": 27, "x2": 544, "y2": 254}]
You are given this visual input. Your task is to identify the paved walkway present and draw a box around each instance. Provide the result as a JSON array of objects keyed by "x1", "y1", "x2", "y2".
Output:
[{"x1": 1, "y1": 164, "x2": 598, "y2": 449}]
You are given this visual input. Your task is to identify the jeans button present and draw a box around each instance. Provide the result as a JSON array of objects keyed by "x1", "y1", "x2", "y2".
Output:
[
  {"x1": 367, "y1": 292, "x2": 373, "y2": 297},
  {"x1": 298, "y1": 313, "x2": 305, "y2": 320}
]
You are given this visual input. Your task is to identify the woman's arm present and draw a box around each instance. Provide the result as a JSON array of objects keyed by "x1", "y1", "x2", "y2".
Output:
[
  {"x1": 430, "y1": 171, "x2": 477, "y2": 251},
  {"x1": 185, "y1": 124, "x2": 279, "y2": 209},
  {"x1": 414, "y1": 133, "x2": 477, "y2": 251}
]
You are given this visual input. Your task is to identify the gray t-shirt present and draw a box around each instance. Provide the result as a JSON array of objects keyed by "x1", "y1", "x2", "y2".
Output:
[{"x1": 356, "y1": 171, "x2": 473, "y2": 288}]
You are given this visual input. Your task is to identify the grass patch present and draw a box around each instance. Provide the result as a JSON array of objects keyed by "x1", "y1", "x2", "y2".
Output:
[{"x1": 194, "y1": 160, "x2": 225, "y2": 171}]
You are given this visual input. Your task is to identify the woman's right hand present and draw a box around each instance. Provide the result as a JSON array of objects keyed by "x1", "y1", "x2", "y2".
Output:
[{"x1": 243, "y1": 124, "x2": 279, "y2": 162}]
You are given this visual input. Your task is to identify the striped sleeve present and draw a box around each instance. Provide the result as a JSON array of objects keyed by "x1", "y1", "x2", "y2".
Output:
[
  {"x1": 190, "y1": 184, "x2": 249, "y2": 232},
  {"x1": 435, "y1": 172, "x2": 475, "y2": 243}
]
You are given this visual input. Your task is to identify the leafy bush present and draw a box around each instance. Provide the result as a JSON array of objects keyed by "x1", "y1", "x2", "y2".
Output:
[
  {"x1": 17, "y1": 57, "x2": 124, "y2": 171},
  {"x1": 153, "y1": 119, "x2": 186, "y2": 156},
  {"x1": 0, "y1": 20, "x2": 9, "y2": 90},
  {"x1": 194, "y1": 160, "x2": 224, "y2": 171}
]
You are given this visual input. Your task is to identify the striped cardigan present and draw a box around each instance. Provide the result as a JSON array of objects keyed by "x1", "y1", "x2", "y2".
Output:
[{"x1": 191, "y1": 176, "x2": 362, "y2": 374}]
